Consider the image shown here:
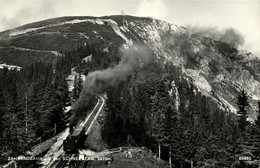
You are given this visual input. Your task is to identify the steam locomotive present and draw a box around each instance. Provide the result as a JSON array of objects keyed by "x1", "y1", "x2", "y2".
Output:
[
  {"x1": 63, "y1": 121, "x2": 88, "y2": 153},
  {"x1": 63, "y1": 94, "x2": 103, "y2": 153}
]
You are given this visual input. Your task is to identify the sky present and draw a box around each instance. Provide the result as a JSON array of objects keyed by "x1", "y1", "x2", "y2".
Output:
[{"x1": 0, "y1": 0, "x2": 259, "y2": 56}]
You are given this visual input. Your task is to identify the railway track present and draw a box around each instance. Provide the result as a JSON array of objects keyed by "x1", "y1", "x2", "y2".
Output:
[
  {"x1": 53, "y1": 94, "x2": 105, "y2": 168},
  {"x1": 84, "y1": 95, "x2": 104, "y2": 134},
  {"x1": 56, "y1": 154, "x2": 72, "y2": 168},
  {"x1": 56, "y1": 155, "x2": 88, "y2": 168}
]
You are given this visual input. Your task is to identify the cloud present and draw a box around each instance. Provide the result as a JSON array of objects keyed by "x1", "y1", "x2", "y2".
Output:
[
  {"x1": 135, "y1": 0, "x2": 168, "y2": 20},
  {"x1": 187, "y1": 26, "x2": 245, "y2": 48},
  {"x1": 0, "y1": 0, "x2": 58, "y2": 31}
]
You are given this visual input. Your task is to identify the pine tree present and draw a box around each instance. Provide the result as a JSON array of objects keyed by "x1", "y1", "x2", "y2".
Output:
[
  {"x1": 236, "y1": 90, "x2": 249, "y2": 132},
  {"x1": 72, "y1": 74, "x2": 83, "y2": 100},
  {"x1": 163, "y1": 104, "x2": 178, "y2": 168},
  {"x1": 198, "y1": 95, "x2": 212, "y2": 135},
  {"x1": 102, "y1": 87, "x2": 128, "y2": 147},
  {"x1": 151, "y1": 114, "x2": 164, "y2": 159},
  {"x1": 254, "y1": 101, "x2": 260, "y2": 158},
  {"x1": 0, "y1": 87, "x2": 5, "y2": 153},
  {"x1": 255, "y1": 101, "x2": 260, "y2": 127},
  {"x1": 148, "y1": 78, "x2": 169, "y2": 159}
]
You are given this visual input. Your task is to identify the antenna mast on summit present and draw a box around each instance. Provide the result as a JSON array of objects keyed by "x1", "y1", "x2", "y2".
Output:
[{"x1": 121, "y1": 10, "x2": 125, "y2": 15}]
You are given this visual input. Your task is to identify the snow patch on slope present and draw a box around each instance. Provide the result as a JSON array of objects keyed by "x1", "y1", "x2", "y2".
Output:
[
  {"x1": 106, "y1": 19, "x2": 133, "y2": 47},
  {"x1": 82, "y1": 54, "x2": 92, "y2": 63},
  {"x1": 169, "y1": 81, "x2": 180, "y2": 111},
  {"x1": 216, "y1": 94, "x2": 237, "y2": 113},
  {"x1": 10, "y1": 27, "x2": 42, "y2": 36},
  {"x1": 9, "y1": 19, "x2": 105, "y2": 37},
  {"x1": 0, "y1": 63, "x2": 22, "y2": 71},
  {"x1": 10, "y1": 46, "x2": 63, "y2": 56},
  {"x1": 64, "y1": 106, "x2": 71, "y2": 114},
  {"x1": 252, "y1": 95, "x2": 260, "y2": 101},
  {"x1": 9, "y1": 18, "x2": 135, "y2": 49},
  {"x1": 184, "y1": 69, "x2": 211, "y2": 93},
  {"x1": 78, "y1": 32, "x2": 90, "y2": 39},
  {"x1": 92, "y1": 30, "x2": 103, "y2": 39},
  {"x1": 66, "y1": 67, "x2": 86, "y2": 92}
]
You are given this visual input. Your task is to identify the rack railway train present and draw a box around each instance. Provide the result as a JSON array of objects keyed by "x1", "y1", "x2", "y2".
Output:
[
  {"x1": 63, "y1": 121, "x2": 88, "y2": 153},
  {"x1": 63, "y1": 95, "x2": 103, "y2": 153}
]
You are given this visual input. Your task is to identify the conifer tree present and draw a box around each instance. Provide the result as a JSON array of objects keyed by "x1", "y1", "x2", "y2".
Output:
[
  {"x1": 236, "y1": 90, "x2": 249, "y2": 132},
  {"x1": 163, "y1": 104, "x2": 178, "y2": 168},
  {"x1": 255, "y1": 101, "x2": 260, "y2": 127},
  {"x1": 72, "y1": 74, "x2": 83, "y2": 100},
  {"x1": 0, "y1": 87, "x2": 5, "y2": 152},
  {"x1": 151, "y1": 114, "x2": 164, "y2": 159},
  {"x1": 254, "y1": 101, "x2": 260, "y2": 158}
]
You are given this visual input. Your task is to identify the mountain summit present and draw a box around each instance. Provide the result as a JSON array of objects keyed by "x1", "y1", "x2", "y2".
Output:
[{"x1": 0, "y1": 15, "x2": 259, "y2": 119}]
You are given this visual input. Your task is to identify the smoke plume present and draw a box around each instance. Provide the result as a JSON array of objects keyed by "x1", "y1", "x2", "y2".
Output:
[
  {"x1": 187, "y1": 26, "x2": 244, "y2": 48},
  {"x1": 72, "y1": 44, "x2": 152, "y2": 112}
]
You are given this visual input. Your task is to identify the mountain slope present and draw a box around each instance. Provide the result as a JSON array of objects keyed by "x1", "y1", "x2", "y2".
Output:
[{"x1": 0, "y1": 15, "x2": 259, "y2": 119}]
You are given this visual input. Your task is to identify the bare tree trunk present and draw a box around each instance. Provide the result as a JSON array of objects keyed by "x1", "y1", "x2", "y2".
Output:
[
  {"x1": 159, "y1": 143, "x2": 161, "y2": 159},
  {"x1": 191, "y1": 158, "x2": 193, "y2": 168},
  {"x1": 53, "y1": 123, "x2": 57, "y2": 137},
  {"x1": 169, "y1": 146, "x2": 172, "y2": 168}
]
